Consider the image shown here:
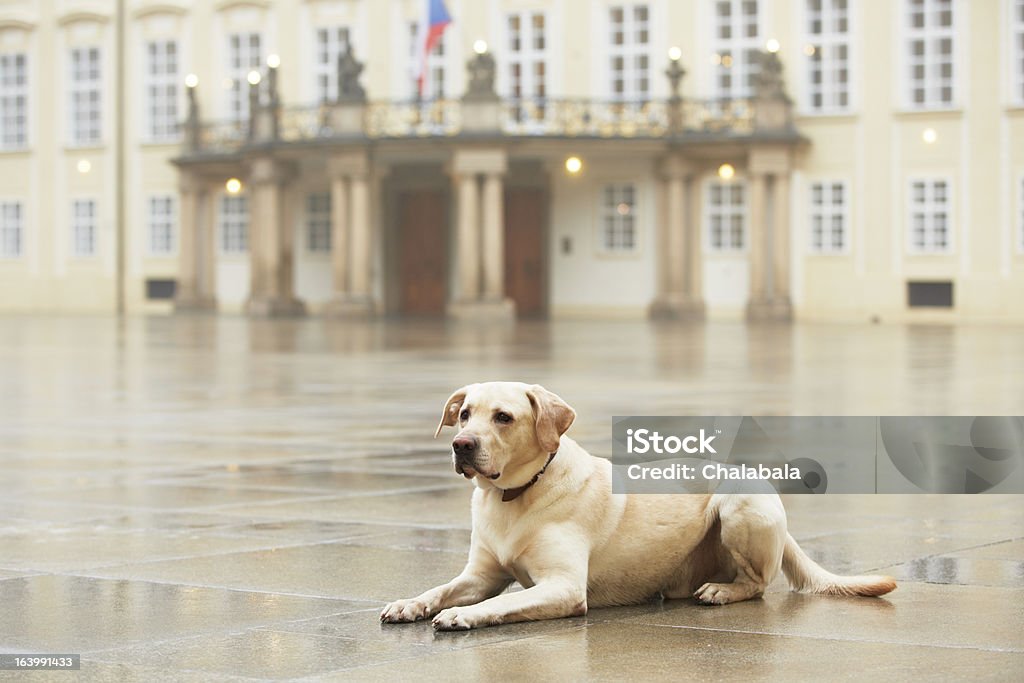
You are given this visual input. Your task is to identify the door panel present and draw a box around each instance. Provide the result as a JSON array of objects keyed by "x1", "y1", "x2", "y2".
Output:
[
  {"x1": 504, "y1": 187, "x2": 546, "y2": 317},
  {"x1": 399, "y1": 190, "x2": 447, "y2": 315}
]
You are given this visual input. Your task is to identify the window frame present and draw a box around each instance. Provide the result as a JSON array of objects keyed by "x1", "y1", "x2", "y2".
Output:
[
  {"x1": 314, "y1": 26, "x2": 350, "y2": 104},
  {"x1": 218, "y1": 194, "x2": 249, "y2": 255},
  {"x1": 305, "y1": 191, "x2": 332, "y2": 254},
  {"x1": 704, "y1": 178, "x2": 749, "y2": 253},
  {"x1": 906, "y1": 176, "x2": 955, "y2": 255},
  {"x1": 596, "y1": 182, "x2": 641, "y2": 255},
  {"x1": 802, "y1": 0, "x2": 853, "y2": 114},
  {"x1": 226, "y1": 32, "x2": 262, "y2": 123},
  {"x1": 409, "y1": 20, "x2": 448, "y2": 100},
  {"x1": 144, "y1": 39, "x2": 180, "y2": 143},
  {"x1": 807, "y1": 179, "x2": 851, "y2": 254},
  {"x1": 607, "y1": 3, "x2": 652, "y2": 103},
  {"x1": 902, "y1": 0, "x2": 957, "y2": 111},
  {"x1": 1013, "y1": 0, "x2": 1024, "y2": 106},
  {"x1": 0, "y1": 52, "x2": 29, "y2": 150},
  {"x1": 69, "y1": 47, "x2": 102, "y2": 147},
  {"x1": 70, "y1": 198, "x2": 98, "y2": 258},
  {"x1": 711, "y1": 0, "x2": 763, "y2": 100},
  {"x1": 147, "y1": 194, "x2": 177, "y2": 257},
  {"x1": 505, "y1": 10, "x2": 549, "y2": 127},
  {"x1": 0, "y1": 200, "x2": 24, "y2": 259}
]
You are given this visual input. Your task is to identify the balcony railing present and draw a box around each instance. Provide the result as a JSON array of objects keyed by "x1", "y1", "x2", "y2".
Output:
[{"x1": 186, "y1": 96, "x2": 763, "y2": 156}]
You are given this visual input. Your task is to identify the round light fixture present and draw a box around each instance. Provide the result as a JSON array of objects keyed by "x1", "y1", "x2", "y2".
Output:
[
  {"x1": 77, "y1": 159, "x2": 91, "y2": 174},
  {"x1": 565, "y1": 156, "x2": 582, "y2": 175},
  {"x1": 226, "y1": 178, "x2": 242, "y2": 194},
  {"x1": 922, "y1": 128, "x2": 937, "y2": 144},
  {"x1": 247, "y1": 70, "x2": 261, "y2": 86},
  {"x1": 766, "y1": 38, "x2": 780, "y2": 53},
  {"x1": 668, "y1": 46, "x2": 682, "y2": 62},
  {"x1": 185, "y1": 73, "x2": 199, "y2": 88},
  {"x1": 473, "y1": 40, "x2": 488, "y2": 55},
  {"x1": 718, "y1": 163, "x2": 735, "y2": 180},
  {"x1": 267, "y1": 54, "x2": 280, "y2": 69}
]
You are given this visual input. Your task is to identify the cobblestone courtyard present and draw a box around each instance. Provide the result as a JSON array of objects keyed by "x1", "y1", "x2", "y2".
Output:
[{"x1": 0, "y1": 316, "x2": 1022, "y2": 681}]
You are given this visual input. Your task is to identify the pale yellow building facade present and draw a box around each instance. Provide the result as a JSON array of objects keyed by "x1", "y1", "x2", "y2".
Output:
[{"x1": 1, "y1": 0, "x2": 1023, "y2": 322}]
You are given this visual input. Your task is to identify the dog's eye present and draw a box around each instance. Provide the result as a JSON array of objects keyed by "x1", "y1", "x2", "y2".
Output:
[
  {"x1": 495, "y1": 412, "x2": 513, "y2": 424},
  {"x1": 459, "y1": 409, "x2": 470, "y2": 421}
]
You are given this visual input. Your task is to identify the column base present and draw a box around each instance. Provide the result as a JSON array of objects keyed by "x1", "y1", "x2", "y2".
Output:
[
  {"x1": 648, "y1": 295, "x2": 706, "y2": 321},
  {"x1": 246, "y1": 296, "x2": 307, "y2": 317},
  {"x1": 323, "y1": 296, "x2": 378, "y2": 319},
  {"x1": 746, "y1": 297, "x2": 793, "y2": 322},
  {"x1": 174, "y1": 293, "x2": 217, "y2": 312},
  {"x1": 447, "y1": 298, "x2": 516, "y2": 321}
]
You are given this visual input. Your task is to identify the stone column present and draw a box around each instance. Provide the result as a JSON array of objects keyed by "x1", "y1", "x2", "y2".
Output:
[
  {"x1": 325, "y1": 150, "x2": 377, "y2": 317},
  {"x1": 686, "y1": 175, "x2": 705, "y2": 310},
  {"x1": 747, "y1": 171, "x2": 768, "y2": 306},
  {"x1": 174, "y1": 173, "x2": 215, "y2": 311},
  {"x1": 650, "y1": 155, "x2": 704, "y2": 319},
  {"x1": 482, "y1": 172, "x2": 505, "y2": 302},
  {"x1": 246, "y1": 158, "x2": 305, "y2": 316},
  {"x1": 329, "y1": 172, "x2": 349, "y2": 298},
  {"x1": 455, "y1": 172, "x2": 481, "y2": 301},
  {"x1": 746, "y1": 146, "x2": 793, "y2": 321},
  {"x1": 447, "y1": 148, "x2": 513, "y2": 320}
]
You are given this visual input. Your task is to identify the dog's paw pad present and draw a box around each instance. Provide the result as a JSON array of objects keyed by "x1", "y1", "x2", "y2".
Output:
[{"x1": 693, "y1": 582, "x2": 731, "y2": 605}]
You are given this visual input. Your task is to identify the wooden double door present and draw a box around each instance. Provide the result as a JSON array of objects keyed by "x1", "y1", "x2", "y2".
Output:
[{"x1": 397, "y1": 187, "x2": 546, "y2": 317}]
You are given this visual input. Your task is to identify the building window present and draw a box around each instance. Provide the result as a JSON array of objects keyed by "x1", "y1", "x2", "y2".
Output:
[
  {"x1": 706, "y1": 181, "x2": 746, "y2": 251},
  {"x1": 306, "y1": 192, "x2": 331, "y2": 253},
  {"x1": 315, "y1": 27, "x2": 350, "y2": 103},
  {"x1": 219, "y1": 195, "x2": 248, "y2": 254},
  {"x1": 145, "y1": 40, "x2": 179, "y2": 142},
  {"x1": 70, "y1": 47, "x2": 102, "y2": 145},
  {"x1": 507, "y1": 11, "x2": 547, "y2": 124},
  {"x1": 905, "y1": 0, "x2": 955, "y2": 109},
  {"x1": 808, "y1": 181, "x2": 849, "y2": 253},
  {"x1": 908, "y1": 178, "x2": 952, "y2": 253},
  {"x1": 228, "y1": 32, "x2": 262, "y2": 122},
  {"x1": 805, "y1": 0, "x2": 850, "y2": 112},
  {"x1": 71, "y1": 199, "x2": 97, "y2": 257},
  {"x1": 1014, "y1": 0, "x2": 1024, "y2": 104},
  {"x1": 600, "y1": 184, "x2": 638, "y2": 252},
  {"x1": 409, "y1": 21, "x2": 446, "y2": 99},
  {"x1": 712, "y1": 0, "x2": 761, "y2": 99},
  {"x1": 148, "y1": 195, "x2": 176, "y2": 255},
  {"x1": 608, "y1": 4, "x2": 650, "y2": 102},
  {"x1": 0, "y1": 201, "x2": 22, "y2": 258},
  {"x1": 0, "y1": 53, "x2": 28, "y2": 149}
]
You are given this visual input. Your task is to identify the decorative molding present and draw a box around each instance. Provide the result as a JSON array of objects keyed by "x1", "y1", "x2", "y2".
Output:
[
  {"x1": 214, "y1": 0, "x2": 272, "y2": 12},
  {"x1": 0, "y1": 15, "x2": 37, "y2": 32},
  {"x1": 132, "y1": 3, "x2": 189, "y2": 20},
  {"x1": 57, "y1": 10, "x2": 111, "y2": 28}
]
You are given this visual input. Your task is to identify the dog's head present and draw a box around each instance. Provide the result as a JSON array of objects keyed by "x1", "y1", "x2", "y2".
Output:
[{"x1": 434, "y1": 382, "x2": 576, "y2": 488}]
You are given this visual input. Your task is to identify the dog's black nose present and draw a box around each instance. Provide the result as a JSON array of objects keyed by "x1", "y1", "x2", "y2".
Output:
[{"x1": 452, "y1": 435, "x2": 478, "y2": 457}]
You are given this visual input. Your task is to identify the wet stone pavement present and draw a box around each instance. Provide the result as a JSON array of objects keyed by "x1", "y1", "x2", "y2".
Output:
[{"x1": 0, "y1": 315, "x2": 1022, "y2": 681}]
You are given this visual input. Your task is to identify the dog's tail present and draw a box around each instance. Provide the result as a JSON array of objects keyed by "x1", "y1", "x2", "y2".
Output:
[{"x1": 781, "y1": 533, "x2": 896, "y2": 597}]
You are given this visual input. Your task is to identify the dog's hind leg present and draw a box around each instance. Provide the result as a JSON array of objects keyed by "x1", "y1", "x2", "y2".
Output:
[{"x1": 692, "y1": 494, "x2": 787, "y2": 606}]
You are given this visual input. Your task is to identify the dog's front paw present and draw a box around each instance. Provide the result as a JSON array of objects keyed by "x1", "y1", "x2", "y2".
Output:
[
  {"x1": 432, "y1": 607, "x2": 475, "y2": 631},
  {"x1": 380, "y1": 598, "x2": 432, "y2": 623}
]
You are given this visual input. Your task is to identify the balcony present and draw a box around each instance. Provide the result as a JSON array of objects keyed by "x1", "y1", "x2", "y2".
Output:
[{"x1": 178, "y1": 46, "x2": 800, "y2": 159}]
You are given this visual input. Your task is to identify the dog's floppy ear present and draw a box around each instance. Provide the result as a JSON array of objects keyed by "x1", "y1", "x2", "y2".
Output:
[
  {"x1": 435, "y1": 385, "x2": 472, "y2": 438},
  {"x1": 527, "y1": 385, "x2": 576, "y2": 453}
]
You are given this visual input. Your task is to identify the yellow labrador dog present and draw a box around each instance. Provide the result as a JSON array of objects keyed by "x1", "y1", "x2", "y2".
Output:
[{"x1": 381, "y1": 382, "x2": 895, "y2": 631}]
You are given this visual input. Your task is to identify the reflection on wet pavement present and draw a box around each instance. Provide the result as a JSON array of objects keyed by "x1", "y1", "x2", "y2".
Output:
[{"x1": 0, "y1": 316, "x2": 1022, "y2": 680}]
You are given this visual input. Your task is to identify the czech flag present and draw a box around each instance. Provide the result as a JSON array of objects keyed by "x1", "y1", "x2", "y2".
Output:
[{"x1": 418, "y1": 0, "x2": 452, "y2": 97}]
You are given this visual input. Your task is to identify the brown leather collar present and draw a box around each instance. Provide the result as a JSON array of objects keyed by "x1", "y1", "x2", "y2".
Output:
[{"x1": 500, "y1": 452, "x2": 556, "y2": 502}]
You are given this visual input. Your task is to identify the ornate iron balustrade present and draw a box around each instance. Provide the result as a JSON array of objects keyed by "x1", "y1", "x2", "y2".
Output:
[{"x1": 187, "y1": 96, "x2": 760, "y2": 155}]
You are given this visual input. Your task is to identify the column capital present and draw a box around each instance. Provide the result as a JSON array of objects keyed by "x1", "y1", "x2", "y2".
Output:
[
  {"x1": 450, "y1": 148, "x2": 507, "y2": 176},
  {"x1": 657, "y1": 155, "x2": 696, "y2": 180},
  {"x1": 747, "y1": 146, "x2": 793, "y2": 175},
  {"x1": 327, "y1": 151, "x2": 370, "y2": 180},
  {"x1": 248, "y1": 157, "x2": 296, "y2": 186}
]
